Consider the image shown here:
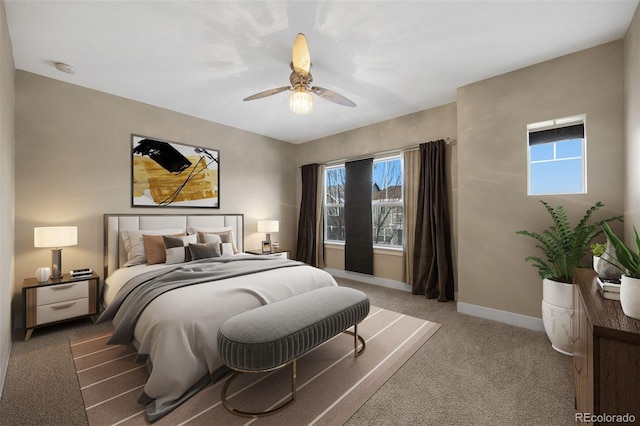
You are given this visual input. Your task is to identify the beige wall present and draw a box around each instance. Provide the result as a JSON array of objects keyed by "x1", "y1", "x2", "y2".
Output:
[
  {"x1": 294, "y1": 103, "x2": 458, "y2": 285},
  {"x1": 0, "y1": 0, "x2": 16, "y2": 391},
  {"x1": 457, "y1": 41, "x2": 625, "y2": 318},
  {"x1": 625, "y1": 4, "x2": 640, "y2": 238},
  {"x1": 13, "y1": 72, "x2": 296, "y2": 323}
]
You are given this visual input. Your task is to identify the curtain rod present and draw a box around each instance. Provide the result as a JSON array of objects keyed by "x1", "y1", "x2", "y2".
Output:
[
  {"x1": 301, "y1": 137, "x2": 456, "y2": 169},
  {"x1": 402, "y1": 137, "x2": 457, "y2": 151}
]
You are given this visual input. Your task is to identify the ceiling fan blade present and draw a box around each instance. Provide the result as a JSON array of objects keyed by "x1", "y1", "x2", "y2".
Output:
[
  {"x1": 311, "y1": 86, "x2": 356, "y2": 107},
  {"x1": 292, "y1": 33, "x2": 311, "y2": 76},
  {"x1": 243, "y1": 86, "x2": 291, "y2": 101}
]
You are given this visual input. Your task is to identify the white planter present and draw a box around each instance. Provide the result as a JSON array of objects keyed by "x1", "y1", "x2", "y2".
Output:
[
  {"x1": 620, "y1": 276, "x2": 640, "y2": 320},
  {"x1": 35, "y1": 267, "x2": 51, "y2": 283},
  {"x1": 593, "y1": 256, "x2": 600, "y2": 271},
  {"x1": 542, "y1": 278, "x2": 574, "y2": 355}
]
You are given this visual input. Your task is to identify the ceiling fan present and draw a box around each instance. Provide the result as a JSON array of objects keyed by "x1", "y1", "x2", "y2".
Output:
[{"x1": 243, "y1": 33, "x2": 356, "y2": 115}]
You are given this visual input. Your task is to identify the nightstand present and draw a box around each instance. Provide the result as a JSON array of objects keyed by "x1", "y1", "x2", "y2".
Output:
[
  {"x1": 23, "y1": 273, "x2": 100, "y2": 341},
  {"x1": 245, "y1": 249, "x2": 291, "y2": 259}
]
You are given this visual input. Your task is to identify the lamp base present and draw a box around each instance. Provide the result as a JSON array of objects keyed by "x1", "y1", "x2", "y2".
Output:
[{"x1": 51, "y1": 248, "x2": 63, "y2": 279}]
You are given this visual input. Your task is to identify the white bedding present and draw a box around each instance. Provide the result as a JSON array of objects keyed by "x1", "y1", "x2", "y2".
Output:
[
  {"x1": 104, "y1": 256, "x2": 338, "y2": 421},
  {"x1": 103, "y1": 263, "x2": 169, "y2": 306}
]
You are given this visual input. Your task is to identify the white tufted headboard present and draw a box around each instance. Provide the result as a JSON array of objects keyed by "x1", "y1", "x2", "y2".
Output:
[{"x1": 103, "y1": 213, "x2": 244, "y2": 278}]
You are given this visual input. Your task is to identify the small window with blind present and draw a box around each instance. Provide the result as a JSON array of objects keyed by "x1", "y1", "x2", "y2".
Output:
[{"x1": 527, "y1": 115, "x2": 586, "y2": 195}]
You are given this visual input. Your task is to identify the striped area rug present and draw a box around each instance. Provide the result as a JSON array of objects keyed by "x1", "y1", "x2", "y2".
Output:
[{"x1": 70, "y1": 306, "x2": 440, "y2": 426}]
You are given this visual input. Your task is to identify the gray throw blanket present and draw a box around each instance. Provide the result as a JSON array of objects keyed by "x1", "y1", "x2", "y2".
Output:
[{"x1": 98, "y1": 256, "x2": 303, "y2": 344}]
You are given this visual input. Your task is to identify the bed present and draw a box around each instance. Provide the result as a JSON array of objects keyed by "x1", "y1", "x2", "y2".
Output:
[{"x1": 99, "y1": 214, "x2": 338, "y2": 421}]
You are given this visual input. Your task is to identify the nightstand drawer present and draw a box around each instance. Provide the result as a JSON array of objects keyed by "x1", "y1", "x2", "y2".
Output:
[
  {"x1": 36, "y1": 280, "x2": 88, "y2": 306},
  {"x1": 36, "y1": 298, "x2": 89, "y2": 325}
]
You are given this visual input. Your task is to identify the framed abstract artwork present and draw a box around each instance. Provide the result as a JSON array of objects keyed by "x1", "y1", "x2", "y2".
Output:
[{"x1": 131, "y1": 134, "x2": 220, "y2": 208}]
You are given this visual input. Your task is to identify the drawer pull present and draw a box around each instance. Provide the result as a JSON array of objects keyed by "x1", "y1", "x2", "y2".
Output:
[
  {"x1": 51, "y1": 302, "x2": 76, "y2": 310},
  {"x1": 51, "y1": 284, "x2": 75, "y2": 291}
]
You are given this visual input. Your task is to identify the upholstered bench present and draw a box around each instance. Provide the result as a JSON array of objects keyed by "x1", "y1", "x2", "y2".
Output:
[{"x1": 217, "y1": 286, "x2": 370, "y2": 417}]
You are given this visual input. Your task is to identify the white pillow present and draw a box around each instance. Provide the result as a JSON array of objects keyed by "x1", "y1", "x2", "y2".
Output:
[
  {"x1": 187, "y1": 225, "x2": 233, "y2": 235},
  {"x1": 121, "y1": 228, "x2": 184, "y2": 266},
  {"x1": 202, "y1": 233, "x2": 223, "y2": 245},
  {"x1": 221, "y1": 242, "x2": 234, "y2": 257},
  {"x1": 165, "y1": 234, "x2": 197, "y2": 264}
]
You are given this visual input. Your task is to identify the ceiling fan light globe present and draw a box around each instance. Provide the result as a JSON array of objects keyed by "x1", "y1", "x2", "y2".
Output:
[{"x1": 290, "y1": 90, "x2": 313, "y2": 115}]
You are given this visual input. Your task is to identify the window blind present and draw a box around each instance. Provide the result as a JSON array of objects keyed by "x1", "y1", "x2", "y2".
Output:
[
  {"x1": 345, "y1": 158, "x2": 373, "y2": 275},
  {"x1": 529, "y1": 123, "x2": 584, "y2": 146}
]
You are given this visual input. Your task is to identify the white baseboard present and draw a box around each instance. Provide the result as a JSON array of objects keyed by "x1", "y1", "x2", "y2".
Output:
[
  {"x1": 457, "y1": 302, "x2": 545, "y2": 332},
  {"x1": 325, "y1": 268, "x2": 411, "y2": 292},
  {"x1": 326, "y1": 269, "x2": 541, "y2": 332},
  {"x1": 0, "y1": 334, "x2": 13, "y2": 399}
]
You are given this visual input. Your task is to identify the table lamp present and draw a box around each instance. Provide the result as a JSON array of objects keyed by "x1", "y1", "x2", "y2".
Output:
[
  {"x1": 34, "y1": 226, "x2": 77, "y2": 279},
  {"x1": 257, "y1": 220, "x2": 279, "y2": 243}
]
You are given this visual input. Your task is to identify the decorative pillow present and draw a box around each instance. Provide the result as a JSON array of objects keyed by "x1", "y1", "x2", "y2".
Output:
[
  {"x1": 197, "y1": 230, "x2": 237, "y2": 253},
  {"x1": 120, "y1": 228, "x2": 184, "y2": 266},
  {"x1": 143, "y1": 233, "x2": 186, "y2": 264},
  {"x1": 202, "y1": 233, "x2": 223, "y2": 245},
  {"x1": 221, "y1": 242, "x2": 234, "y2": 257},
  {"x1": 188, "y1": 242, "x2": 222, "y2": 260},
  {"x1": 164, "y1": 234, "x2": 198, "y2": 264}
]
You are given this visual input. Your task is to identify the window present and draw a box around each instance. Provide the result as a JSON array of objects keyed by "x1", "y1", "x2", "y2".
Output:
[
  {"x1": 324, "y1": 156, "x2": 404, "y2": 248},
  {"x1": 325, "y1": 166, "x2": 346, "y2": 242},
  {"x1": 527, "y1": 115, "x2": 586, "y2": 195},
  {"x1": 372, "y1": 157, "x2": 403, "y2": 247}
]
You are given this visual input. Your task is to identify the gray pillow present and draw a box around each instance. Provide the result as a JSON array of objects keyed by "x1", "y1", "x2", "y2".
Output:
[{"x1": 188, "y1": 242, "x2": 221, "y2": 260}]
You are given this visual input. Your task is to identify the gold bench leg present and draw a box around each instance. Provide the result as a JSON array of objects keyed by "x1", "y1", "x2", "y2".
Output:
[
  {"x1": 221, "y1": 359, "x2": 297, "y2": 418},
  {"x1": 343, "y1": 322, "x2": 366, "y2": 357}
]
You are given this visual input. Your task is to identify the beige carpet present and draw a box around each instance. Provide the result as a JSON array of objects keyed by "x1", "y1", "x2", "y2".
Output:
[{"x1": 70, "y1": 306, "x2": 441, "y2": 426}]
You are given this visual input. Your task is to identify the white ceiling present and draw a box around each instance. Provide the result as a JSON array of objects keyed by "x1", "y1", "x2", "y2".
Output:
[{"x1": 5, "y1": 1, "x2": 638, "y2": 144}]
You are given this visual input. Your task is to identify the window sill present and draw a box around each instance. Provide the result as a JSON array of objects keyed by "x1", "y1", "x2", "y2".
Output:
[
  {"x1": 373, "y1": 246, "x2": 403, "y2": 256},
  {"x1": 324, "y1": 241, "x2": 345, "y2": 249},
  {"x1": 323, "y1": 242, "x2": 403, "y2": 256}
]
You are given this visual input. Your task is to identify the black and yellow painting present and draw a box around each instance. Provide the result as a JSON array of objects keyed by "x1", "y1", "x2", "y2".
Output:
[{"x1": 131, "y1": 135, "x2": 219, "y2": 208}]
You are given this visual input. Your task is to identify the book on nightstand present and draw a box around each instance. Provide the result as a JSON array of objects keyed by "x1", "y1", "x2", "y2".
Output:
[
  {"x1": 70, "y1": 268, "x2": 93, "y2": 278},
  {"x1": 596, "y1": 277, "x2": 621, "y2": 300}
]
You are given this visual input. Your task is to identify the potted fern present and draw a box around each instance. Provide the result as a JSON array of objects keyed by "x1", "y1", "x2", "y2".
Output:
[
  {"x1": 516, "y1": 201, "x2": 622, "y2": 355},
  {"x1": 603, "y1": 223, "x2": 640, "y2": 319}
]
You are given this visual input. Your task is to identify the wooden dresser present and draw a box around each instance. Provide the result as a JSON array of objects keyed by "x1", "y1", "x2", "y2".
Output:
[{"x1": 572, "y1": 268, "x2": 640, "y2": 424}]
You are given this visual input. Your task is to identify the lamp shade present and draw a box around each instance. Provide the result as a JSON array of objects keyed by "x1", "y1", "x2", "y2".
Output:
[
  {"x1": 257, "y1": 220, "x2": 279, "y2": 233},
  {"x1": 34, "y1": 226, "x2": 78, "y2": 248},
  {"x1": 289, "y1": 89, "x2": 313, "y2": 115}
]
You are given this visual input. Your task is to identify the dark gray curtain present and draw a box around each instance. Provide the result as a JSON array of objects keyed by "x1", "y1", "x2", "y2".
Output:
[
  {"x1": 412, "y1": 140, "x2": 454, "y2": 301},
  {"x1": 296, "y1": 163, "x2": 319, "y2": 265},
  {"x1": 345, "y1": 158, "x2": 373, "y2": 275}
]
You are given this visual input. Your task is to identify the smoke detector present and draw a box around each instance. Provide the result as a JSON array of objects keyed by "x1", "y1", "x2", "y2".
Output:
[{"x1": 54, "y1": 62, "x2": 75, "y2": 74}]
